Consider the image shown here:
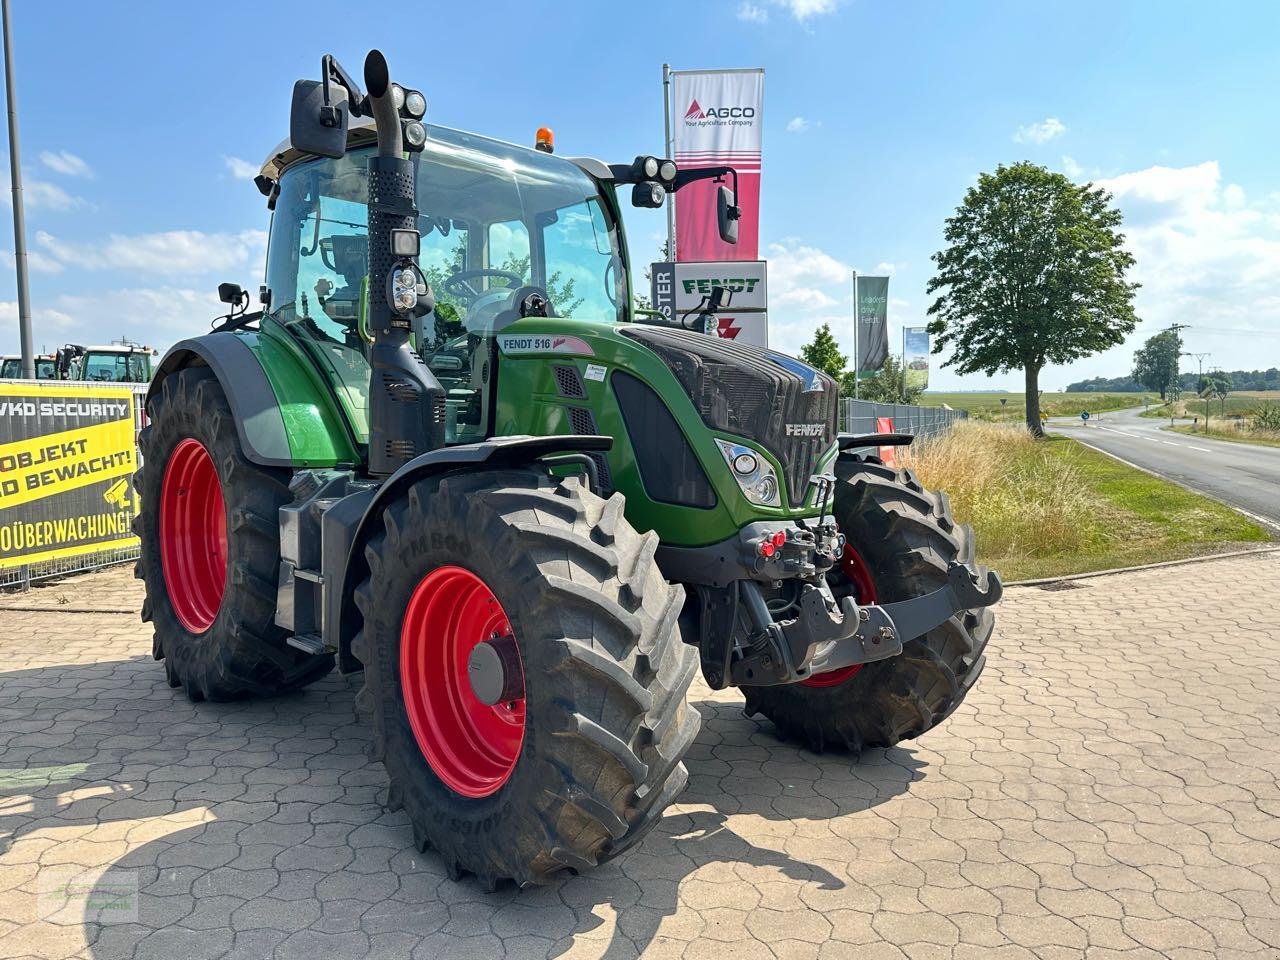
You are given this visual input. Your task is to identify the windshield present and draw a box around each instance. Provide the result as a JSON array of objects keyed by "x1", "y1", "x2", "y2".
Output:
[
  {"x1": 3, "y1": 358, "x2": 59, "y2": 379},
  {"x1": 80, "y1": 352, "x2": 150, "y2": 382},
  {"x1": 265, "y1": 126, "x2": 627, "y2": 443}
]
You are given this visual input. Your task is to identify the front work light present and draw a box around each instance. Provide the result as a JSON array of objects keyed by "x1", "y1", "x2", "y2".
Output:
[
  {"x1": 403, "y1": 90, "x2": 426, "y2": 119},
  {"x1": 659, "y1": 159, "x2": 677, "y2": 182}
]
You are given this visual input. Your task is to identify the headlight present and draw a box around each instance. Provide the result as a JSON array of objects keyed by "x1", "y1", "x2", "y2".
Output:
[
  {"x1": 643, "y1": 156, "x2": 659, "y2": 178},
  {"x1": 404, "y1": 121, "x2": 427, "y2": 149},
  {"x1": 715, "y1": 439, "x2": 781, "y2": 507},
  {"x1": 659, "y1": 159, "x2": 677, "y2": 182},
  {"x1": 404, "y1": 90, "x2": 426, "y2": 119}
]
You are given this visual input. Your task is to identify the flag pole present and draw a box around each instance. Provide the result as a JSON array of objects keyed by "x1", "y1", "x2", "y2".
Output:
[
  {"x1": 851, "y1": 270, "x2": 859, "y2": 399},
  {"x1": 662, "y1": 63, "x2": 675, "y2": 261},
  {"x1": 2, "y1": 0, "x2": 34, "y2": 379}
]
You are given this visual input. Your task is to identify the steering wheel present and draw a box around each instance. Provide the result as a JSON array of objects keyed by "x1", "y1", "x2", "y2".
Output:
[{"x1": 443, "y1": 269, "x2": 524, "y2": 306}]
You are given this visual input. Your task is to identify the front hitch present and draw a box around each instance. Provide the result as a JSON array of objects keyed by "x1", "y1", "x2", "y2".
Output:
[{"x1": 730, "y1": 561, "x2": 1002, "y2": 687}]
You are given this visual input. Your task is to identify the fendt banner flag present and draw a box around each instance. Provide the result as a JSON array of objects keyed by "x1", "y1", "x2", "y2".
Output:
[
  {"x1": 671, "y1": 68, "x2": 764, "y2": 262},
  {"x1": 855, "y1": 275, "x2": 890, "y2": 373},
  {"x1": 0, "y1": 384, "x2": 140, "y2": 569},
  {"x1": 904, "y1": 326, "x2": 931, "y2": 391}
]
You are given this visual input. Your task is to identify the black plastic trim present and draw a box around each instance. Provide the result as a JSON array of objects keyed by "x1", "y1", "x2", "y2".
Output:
[{"x1": 837, "y1": 432, "x2": 915, "y2": 451}]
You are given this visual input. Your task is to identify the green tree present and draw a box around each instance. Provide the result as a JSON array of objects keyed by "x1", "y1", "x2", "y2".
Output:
[
  {"x1": 1132, "y1": 329, "x2": 1182, "y2": 400},
  {"x1": 926, "y1": 162, "x2": 1139, "y2": 436},
  {"x1": 799, "y1": 323, "x2": 848, "y2": 380},
  {"x1": 842, "y1": 354, "x2": 923, "y2": 404}
]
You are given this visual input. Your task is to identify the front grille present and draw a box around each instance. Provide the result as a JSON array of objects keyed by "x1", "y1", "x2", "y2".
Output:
[{"x1": 622, "y1": 327, "x2": 837, "y2": 506}]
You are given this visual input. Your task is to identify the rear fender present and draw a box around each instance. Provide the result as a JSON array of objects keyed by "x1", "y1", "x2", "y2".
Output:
[{"x1": 149, "y1": 332, "x2": 359, "y2": 468}]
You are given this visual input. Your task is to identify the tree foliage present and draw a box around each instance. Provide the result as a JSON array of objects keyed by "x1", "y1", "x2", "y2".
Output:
[
  {"x1": 927, "y1": 162, "x2": 1139, "y2": 435},
  {"x1": 842, "y1": 354, "x2": 924, "y2": 404},
  {"x1": 799, "y1": 323, "x2": 848, "y2": 381},
  {"x1": 1132, "y1": 329, "x2": 1183, "y2": 400}
]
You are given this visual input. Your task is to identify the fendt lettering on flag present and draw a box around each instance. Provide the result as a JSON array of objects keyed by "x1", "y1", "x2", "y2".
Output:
[{"x1": 671, "y1": 69, "x2": 764, "y2": 262}]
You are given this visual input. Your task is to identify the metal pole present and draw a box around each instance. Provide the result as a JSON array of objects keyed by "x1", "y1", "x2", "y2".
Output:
[
  {"x1": 1, "y1": 0, "x2": 33, "y2": 379},
  {"x1": 901, "y1": 324, "x2": 906, "y2": 403},
  {"x1": 662, "y1": 63, "x2": 675, "y2": 262},
  {"x1": 851, "y1": 270, "x2": 859, "y2": 399}
]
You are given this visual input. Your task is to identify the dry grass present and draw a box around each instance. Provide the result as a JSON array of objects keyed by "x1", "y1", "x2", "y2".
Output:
[
  {"x1": 899, "y1": 421, "x2": 1270, "y2": 581},
  {"x1": 900, "y1": 423, "x2": 1102, "y2": 566}
]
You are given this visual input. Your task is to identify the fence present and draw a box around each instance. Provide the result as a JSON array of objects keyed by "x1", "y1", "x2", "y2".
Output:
[
  {"x1": 0, "y1": 380, "x2": 149, "y2": 590},
  {"x1": 839, "y1": 398, "x2": 968, "y2": 440}
]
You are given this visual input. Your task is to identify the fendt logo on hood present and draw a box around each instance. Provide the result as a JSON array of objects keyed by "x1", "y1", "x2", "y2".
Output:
[
  {"x1": 785, "y1": 423, "x2": 826, "y2": 438},
  {"x1": 684, "y1": 100, "x2": 756, "y2": 126}
]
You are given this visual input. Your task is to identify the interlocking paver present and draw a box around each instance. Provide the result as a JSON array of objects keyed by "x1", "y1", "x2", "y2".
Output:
[{"x1": 2, "y1": 552, "x2": 1279, "y2": 958}]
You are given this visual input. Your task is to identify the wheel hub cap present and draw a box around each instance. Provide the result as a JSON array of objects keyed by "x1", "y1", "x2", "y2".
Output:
[
  {"x1": 159, "y1": 438, "x2": 227, "y2": 634},
  {"x1": 400, "y1": 566, "x2": 526, "y2": 798}
]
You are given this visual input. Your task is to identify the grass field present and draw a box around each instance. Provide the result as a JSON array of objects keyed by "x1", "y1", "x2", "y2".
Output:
[
  {"x1": 1138, "y1": 395, "x2": 1267, "y2": 419},
  {"x1": 1168, "y1": 423, "x2": 1280, "y2": 448},
  {"x1": 918, "y1": 391, "x2": 1145, "y2": 421},
  {"x1": 902, "y1": 422, "x2": 1270, "y2": 582}
]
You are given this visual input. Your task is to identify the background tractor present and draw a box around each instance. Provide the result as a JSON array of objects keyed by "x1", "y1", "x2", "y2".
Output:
[{"x1": 134, "y1": 50, "x2": 1000, "y2": 886}]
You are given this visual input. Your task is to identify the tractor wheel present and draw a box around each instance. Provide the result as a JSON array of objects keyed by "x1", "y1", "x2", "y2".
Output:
[
  {"x1": 352, "y1": 469, "x2": 700, "y2": 886},
  {"x1": 743, "y1": 457, "x2": 993, "y2": 753},
  {"x1": 134, "y1": 367, "x2": 334, "y2": 701}
]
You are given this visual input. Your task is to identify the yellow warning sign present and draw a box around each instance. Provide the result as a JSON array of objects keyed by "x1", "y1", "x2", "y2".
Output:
[{"x1": 0, "y1": 383, "x2": 140, "y2": 570}]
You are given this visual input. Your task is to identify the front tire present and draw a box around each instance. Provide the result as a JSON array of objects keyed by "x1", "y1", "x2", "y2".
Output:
[
  {"x1": 744, "y1": 457, "x2": 993, "y2": 753},
  {"x1": 353, "y1": 470, "x2": 700, "y2": 886},
  {"x1": 135, "y1": 367, "x2": 334, "y2": 701}
]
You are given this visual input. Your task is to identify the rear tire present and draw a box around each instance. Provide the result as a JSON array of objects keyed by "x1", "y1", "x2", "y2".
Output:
[
  {"x1": 744, "y1": 457, "x2": 993, "y2": 753},
  {"x1": 135, "y1": 367, "x2": 334, "y2": 701},
  {"x1": 353, "y1": 469, "x2": 700, "y2": 886}
]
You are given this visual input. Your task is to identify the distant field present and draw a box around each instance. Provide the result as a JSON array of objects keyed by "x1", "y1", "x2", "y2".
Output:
[
  {"x1": 1139, "y1": 394, "x2": 1276, "y2": 419},
  {"x1": 918, "y1": 391, "x2": 1145, "y2": 421}
]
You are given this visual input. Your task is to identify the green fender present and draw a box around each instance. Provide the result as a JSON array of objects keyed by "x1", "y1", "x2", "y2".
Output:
[{"x1": 148, "y1": 327, "x2": 360, "y2": 469}]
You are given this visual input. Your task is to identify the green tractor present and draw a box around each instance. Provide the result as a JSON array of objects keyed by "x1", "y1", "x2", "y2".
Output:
[{"x1": 135, "y1": 51, "x2": 999, "y2": 887}]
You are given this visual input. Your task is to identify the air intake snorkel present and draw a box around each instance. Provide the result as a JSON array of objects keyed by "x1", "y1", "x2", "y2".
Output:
[{"x1": 358, "y1": 50, "x2": 444, "y2": 477}]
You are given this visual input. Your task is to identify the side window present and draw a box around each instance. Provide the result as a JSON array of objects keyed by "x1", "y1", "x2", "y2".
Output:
[
  {"x1": 489, "y1": 220, "x2": 531, "y2": 286},
  {"x1": 542, "y1": 199, "x2": 617, "y2": 319},
  {"x1": 297, "y1": 195, "x2": 369, "y2": 349}
]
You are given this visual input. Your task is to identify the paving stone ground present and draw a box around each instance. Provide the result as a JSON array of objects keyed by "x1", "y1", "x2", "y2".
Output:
[{"x1": 2, "y1": 551, "x2": 1279, "y2": 960}]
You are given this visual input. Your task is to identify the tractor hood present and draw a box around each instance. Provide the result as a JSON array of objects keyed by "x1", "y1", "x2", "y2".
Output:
[{"x1": 620, "y1": 326, "x2": 839, "y2": 505}]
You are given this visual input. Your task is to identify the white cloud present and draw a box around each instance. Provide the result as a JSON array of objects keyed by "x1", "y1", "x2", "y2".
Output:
[
  {"x1": 1091, "y1": 159, "x2": 1280, "y2": 371},
  {"x1": 786, "y1": 117, "x2": 819, "y2": 133},
  {"x1": 739, "y1": 0, "x2": 839, "y2": 23},
  {"x1": 0, "y1": 300, "x2": 78, "y2": 335},
  {"x1": 50, "y1": 287, "x2": 225, "y2": 342},
  {"x1": 1062, "y1": 155, "x2": 1084, "y2": 180},
  {"x1": 39, "y1": 150, "x2": 93, "y2": 179},
  {"x1": 0, "y1": 248, "x2": 64, "y2": 274},
  {"x1": 224, "y1": 156, "x2": 259, "y2": 180},
  {"x1": 0, "y1": 177, "x2": 84, "y2": 211},
  {"x1": 36, "y1": 228, "x2": 268, "y2": 278},
  {"x1": 1013, "y1": 117, "x2": 1067, "y2": 145},
  {"x1": 779, "y1": 0, "x2": 838, "y2": 20}
]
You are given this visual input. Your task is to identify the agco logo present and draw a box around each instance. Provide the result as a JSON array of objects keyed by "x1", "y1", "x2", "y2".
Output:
[
  {"x1": 684, "y1": 99, "x2": 756, "y2": 125},
  {"x1": 785, "y1": 423, "x2": 826, "y2": 438}
]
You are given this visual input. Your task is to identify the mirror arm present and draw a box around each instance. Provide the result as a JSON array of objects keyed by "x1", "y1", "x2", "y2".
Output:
[
  {"x1": 321, "y1": 54, "x2": 368, "y2": 117},
  {"x1": 672, "y1": 165, "x2": 739, "y2": 195}
]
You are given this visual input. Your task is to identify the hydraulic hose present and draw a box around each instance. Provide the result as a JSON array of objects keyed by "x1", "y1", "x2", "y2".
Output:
[{"x1": 363, "y1": 50, "x2": 403, "y2": 158}]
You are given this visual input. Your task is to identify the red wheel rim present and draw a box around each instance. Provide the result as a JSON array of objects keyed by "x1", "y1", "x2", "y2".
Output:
[
  {"x1": 400, "y1": 566, "x2": 526, "y2": 798},
  {"x1": 159, "y1": 438, "x2": 228, "y2": 634},
  {"x1": 802, "y1": 541, "x2": 876, "y2": 688}
]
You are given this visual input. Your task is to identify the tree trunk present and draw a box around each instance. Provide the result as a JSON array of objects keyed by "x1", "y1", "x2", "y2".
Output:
[{"x1": 1025, "y1": 365, "x2": 1044, "y2": 437}]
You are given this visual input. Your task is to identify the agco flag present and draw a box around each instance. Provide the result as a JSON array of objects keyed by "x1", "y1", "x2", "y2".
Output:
[
  {"x1": 0, "y1": 383, "x2": 140, "y2": 568},
  {"x1": 671, "y1": 68, "x2": 763, "y2": 262}
]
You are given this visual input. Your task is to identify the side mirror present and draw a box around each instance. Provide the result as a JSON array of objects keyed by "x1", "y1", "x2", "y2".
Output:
[
  {"x1": 217, "y1": 282, "x2": 245, "y2": 305},
  {"x1": 631, "y1": 182, "x2": 666, "y2": 209},
  {"x1": 717, "y1": 186, "x2": 741, "y2": 245},
  {"x1": 709, "y1": 285, "x2": 732, "y2": 310},
  {"x1": 290, "y1": 79, "x2": 349, "y2": 160}
]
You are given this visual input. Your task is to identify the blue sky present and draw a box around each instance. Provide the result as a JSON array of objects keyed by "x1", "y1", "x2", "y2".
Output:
[{"x1": 2, "y1": 0, "x2": 1278, "y2": 389}]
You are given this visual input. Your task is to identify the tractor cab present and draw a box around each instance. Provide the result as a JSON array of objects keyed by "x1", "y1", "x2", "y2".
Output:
[
  {"x1": 2, "y1": 354, "x2": 61, "y2": 380},
  {"x1": 262, "y1": 122, "x2": 628, "y2": 445}
]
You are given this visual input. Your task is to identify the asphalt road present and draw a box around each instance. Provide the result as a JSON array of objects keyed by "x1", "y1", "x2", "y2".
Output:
[{"x1": 1051, "y1": 404, "x2": 1280, "y2": 532}]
